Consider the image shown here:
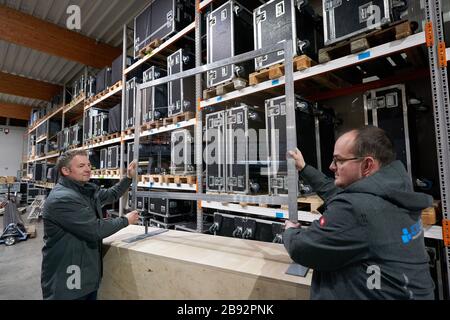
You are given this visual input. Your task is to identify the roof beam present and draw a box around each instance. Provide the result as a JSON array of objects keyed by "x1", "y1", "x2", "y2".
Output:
[
  {"x1": 0, "y1": 102, "x2": 31, "y2": 120},
  {"x1": 0, "y1": 5, "x2": 121, "y2": 69},
  {"x1": 0, "y1": 71, "x2": 62, "y2": 101}
]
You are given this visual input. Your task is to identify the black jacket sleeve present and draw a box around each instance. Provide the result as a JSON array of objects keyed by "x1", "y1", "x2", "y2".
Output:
[
  {"x1": 45, "y1": 196, "x2": 129, "y2": 243},
  {"x1": 300, "y1": 165, "x2": 342, "y2": 201},
  {"x1": 283, "y1": 196, "x2": 369, "y2": 272},
  {"x1": 97, "y1": 177, "x2": 132, "y2": 206}
]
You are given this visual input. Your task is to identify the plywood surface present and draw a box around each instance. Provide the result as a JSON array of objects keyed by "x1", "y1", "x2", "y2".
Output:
[{"x1": 100, "y1": 226, "x2": 312, "y2": 299}]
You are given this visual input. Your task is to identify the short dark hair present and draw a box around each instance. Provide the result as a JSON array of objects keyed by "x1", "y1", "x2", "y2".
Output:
[
  {"x1": 351, "y1": 126, "x2": 396, "y2": 167},
  {"x1": 56, "y1": 150, "x2": 88, "y2": 176}
]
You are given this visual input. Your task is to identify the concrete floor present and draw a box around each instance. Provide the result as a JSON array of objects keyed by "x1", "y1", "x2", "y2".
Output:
[{"x1": 0, "y1": 214, "x2": 44, "y2": 300}]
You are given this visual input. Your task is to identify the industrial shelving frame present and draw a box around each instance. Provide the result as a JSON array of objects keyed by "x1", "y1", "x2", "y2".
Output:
[{"x1": 21, "y1": 0, "x2": 450, "y2": 297}]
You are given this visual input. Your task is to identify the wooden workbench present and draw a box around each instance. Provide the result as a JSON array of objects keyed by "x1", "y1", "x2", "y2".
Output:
[{"x1": 99, "y1": 225, "x2": 312, "y2": 299}]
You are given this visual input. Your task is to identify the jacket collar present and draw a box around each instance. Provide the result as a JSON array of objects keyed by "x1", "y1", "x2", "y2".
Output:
[{"x1": 58, "y1": 176, "x2": 98, "y2": 196}]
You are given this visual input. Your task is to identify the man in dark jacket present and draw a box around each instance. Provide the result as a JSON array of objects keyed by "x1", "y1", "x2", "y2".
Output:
[
  {"x1": 41, "y1": 150, "x2": 140, "y2": 300},
  {"x1": 284, "y1": 126, "x2": 435, "y2": 299}
]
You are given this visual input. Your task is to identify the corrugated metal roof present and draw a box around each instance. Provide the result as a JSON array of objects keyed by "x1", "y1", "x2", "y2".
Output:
[
  {"x1": 0, "y1": 0, "x2": 150, "y2": 111},
  {"x1": 0, "y1": 92, "x2": 49, "y2": 108}
]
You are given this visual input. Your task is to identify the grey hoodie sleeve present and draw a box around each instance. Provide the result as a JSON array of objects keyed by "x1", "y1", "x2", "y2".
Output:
[
  {"x1": 300, "y1": 165, "x2": 342, "y2": 201},
  {"x1": 283, "y1": 196, "x2": 368, "y2": 272},
  {"x1": 97, "y1": 177, "x2": 132, "y2": 206},
  {"x1": 45, "y1": 196, "x2": 129, "y2": 242}
]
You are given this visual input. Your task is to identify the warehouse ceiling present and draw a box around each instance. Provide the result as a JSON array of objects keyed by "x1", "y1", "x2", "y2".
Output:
[{"x1": 0, "y1": 0, "x2": 150, "y2": 120}]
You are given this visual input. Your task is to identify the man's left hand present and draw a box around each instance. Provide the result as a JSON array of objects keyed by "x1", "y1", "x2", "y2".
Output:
[
  {"x1": 127, "y1": 160, "x2": 137, "y2": 178},
  {"x1": 285, "y1": 220, "x2": 301, "y2": 230}
]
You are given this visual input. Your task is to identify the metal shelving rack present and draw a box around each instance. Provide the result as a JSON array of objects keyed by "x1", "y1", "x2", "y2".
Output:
[
  {"x1": 20, "y1": 0, "x2": 450, "y2": 297},
  {"x1": 425, "y1": 0, "x2": 450, "y2": 296}
]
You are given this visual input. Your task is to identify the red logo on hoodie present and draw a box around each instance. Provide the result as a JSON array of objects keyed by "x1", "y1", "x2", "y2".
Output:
[{"x1": 319, "y1": 216, "x2": 326, "y2": 227}]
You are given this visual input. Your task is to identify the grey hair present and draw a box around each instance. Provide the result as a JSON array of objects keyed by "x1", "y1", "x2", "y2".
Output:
[{"x1": 56, "y1": 149, "x2": 88, "y2": 176}]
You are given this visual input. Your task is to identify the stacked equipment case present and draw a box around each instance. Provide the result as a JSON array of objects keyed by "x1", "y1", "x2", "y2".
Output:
[
  {"x1": 265, "y1": 95, "x2": 335, "y2": 195},
  {"x1": 206, "y1": 0, "x2": 254, "y2": 88},
  {"x1": 171, "y1": 129, "x2": 194, "y2": 175},
  {"x1": 205, "y1": 104, "x2": 266, "y2": 194},
  {"x1": 363, "y1": 84, "x2": 412, "y2": 177},
  {"x1": 142, "y1": 66, "x2": 168, "y2": 123},
  {"x1": 253, "y1": 0, "x2": 323, "y2": 70},
  {"x1": 167, "y1": 49, "x2": 196, "y2": 117},
  {"x1": 133, "y1": 0, "x2": 195, "y2": 59}
]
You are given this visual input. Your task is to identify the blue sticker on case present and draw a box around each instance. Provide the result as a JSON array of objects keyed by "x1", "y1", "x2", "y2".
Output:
[
  {"x1": 272, "y1": 79, "x2": 279, "y2": 85},
  {"x1": 358, "y1": 51, "x2": 371, "y2": 60},
  {"x1": 216, "y1": 96, "x2": 222, "y2": 102},
  {"x1": 276, "y1": 212, "x2": 284, "y2": 219}
]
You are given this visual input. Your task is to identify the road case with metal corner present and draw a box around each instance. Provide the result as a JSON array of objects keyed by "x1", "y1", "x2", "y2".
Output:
[
  {"x1": 107, "y1": 146, "x2": 120, "y2": 169},
  {"x1": 95, "y1": 67, "x2": 112, "y2": 94},
  {"x1": 56, "y1": 131, "x2": 64, "y2": 151},
  {"x1": 88, "y1": 149, "x2": 101, "y2": 171},
  {"x1": 108, "y1": 103, "x2": 122, "y2": 134},
  {"x1": 48, "y1": 119, "x2": 61, "y2": 138},
  {"x1": 69, "y1": 123, "x2": 83, "y2": 147},
  {"x1": 36, "y1": 121, "x2": 48, "y2": 139},
  {"x1": 142, "y1": 66, "x2": 168, "y2": 123},
  {"x1": 133, "y1": 0, "x2": 195, "y2": 59},
  {"x1": 425, "y1": 237, "x2": 449, "y2": 301},
  {"x1": 72, "y1": 75, "x2": 85, "y2": 99},
  {"x1": 253, "y1": 0, "x2": 323, "y2": 71},
  {"x1": 208, "y1": 212, "x2": 284, "y2": 243},
  {"x1": 265, "y1": 95, "x2": 335, "y2": 196},
  {"x1": 125, "y1": 77, "x2": 142, "y2": 130},
  {"x1": 149, "y1": 197, "x2": 193, "y2": 216},
  {"x1": 322, "y1": 0, "x2": 416, "y2": 46},
  {"x1": 31, "y1": 163, "x2": 45, "y2": 182},
  {"x1": 147, "y1": 144, "x2": 171, "y2": 175},
  {"x1": 206, "y1": 0, "x2": 254, "y2": 88},
  {"x1": 100, "y1": 148, "x2": 108, "y2": 170},
  {"x1": 93, "y1": 112, "x2": 109, "y2": 138},
  {"x1": 127, "y1": 142, "x2": 155, "y2": 165},
  {"x1": 87, "y1": 76, "x2": 96, "y2": 98},
  {"x1": 363, "y1": 84, "x2": 412, "y2": 177},
  {"x1": 170, "y1": 129, "x2": 195, "y2": 175},
  {"x1": 205, "y1": 110, "x2": 226, "y2": 193},
  {"x1": 61, "y1": 127, "x2": 70, "y2": 149},
  {"x1": 84, "y1": 108, "x2": 105, "y2": 141},
  {"x1": 111, "y1": 54, "x2": 133, "y2": 86},
  {"x1": 46, "y1": 165, "x2": 56, "y2": 183},
  {"x1": 225, "y1": 104, "x2": 266, "y2": 194},
  {"x1": 167, "y1": 49, "x2": 196, "y2": 117}
]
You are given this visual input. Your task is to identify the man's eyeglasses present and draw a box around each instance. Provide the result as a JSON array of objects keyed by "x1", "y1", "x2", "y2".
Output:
[{"x1": 331, "y1": 156, "x2": 363, "y2": 167}]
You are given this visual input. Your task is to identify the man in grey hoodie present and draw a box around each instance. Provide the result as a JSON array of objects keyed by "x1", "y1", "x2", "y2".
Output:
[{"x1": 284, "y1": 125, "x2": 435, "y2": 299}]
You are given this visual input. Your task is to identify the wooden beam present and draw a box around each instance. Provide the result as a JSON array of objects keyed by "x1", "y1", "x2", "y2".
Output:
[
  {"x1": 0, "y1": 102, "x2": 31, "y2": 120},
  {"x1": 0, "y1": 71, "x2": 62, "y2": 101},
  {"x1": 0, "y1": 5, "x2": 121, "y2": 68}
]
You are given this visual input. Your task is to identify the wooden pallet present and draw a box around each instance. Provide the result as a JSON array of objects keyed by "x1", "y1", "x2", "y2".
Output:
[
  {"x1": 319, "y1": 20, "x2": 413, "y2": 64},
  {"x1": 124, "y1": 127, "x2": 135, "y2": 136},
  {"x1": 141, "y1": 119, "x2": 164, "y2": 131},
  {"x1": 67, "y1": 144, "x2": 80, "y2": 150},
  {"x1": 163, "y1": 111, "x2": 195, "y2": 126},
  {"x1": 86, "y1": 80, "x2": 122, "y2": 105},
  {"x1": 106, "y1": 169, "x2": 119, "y2": 176},
  {"x1": 100, "y1": 132, "x2": 120, "y2": 142},
  {"x1": 141, "y1": 175, "x2": 163, "y2": 184},
  {"x1": 163, "y1": 175, "x2": 196, "y2": 185},
  {"x1": 203, "y1": 78, "x2": 248, "y2": 100},
  {"x1": 138, "y1": 38, "x2": 163, "y2": 58},
  {"x1": 92, "y1": 169, "x2": 106, "y2": 176},
  {"x1": 249, "y1": 55, "x2": 315, "y2": 86}
]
